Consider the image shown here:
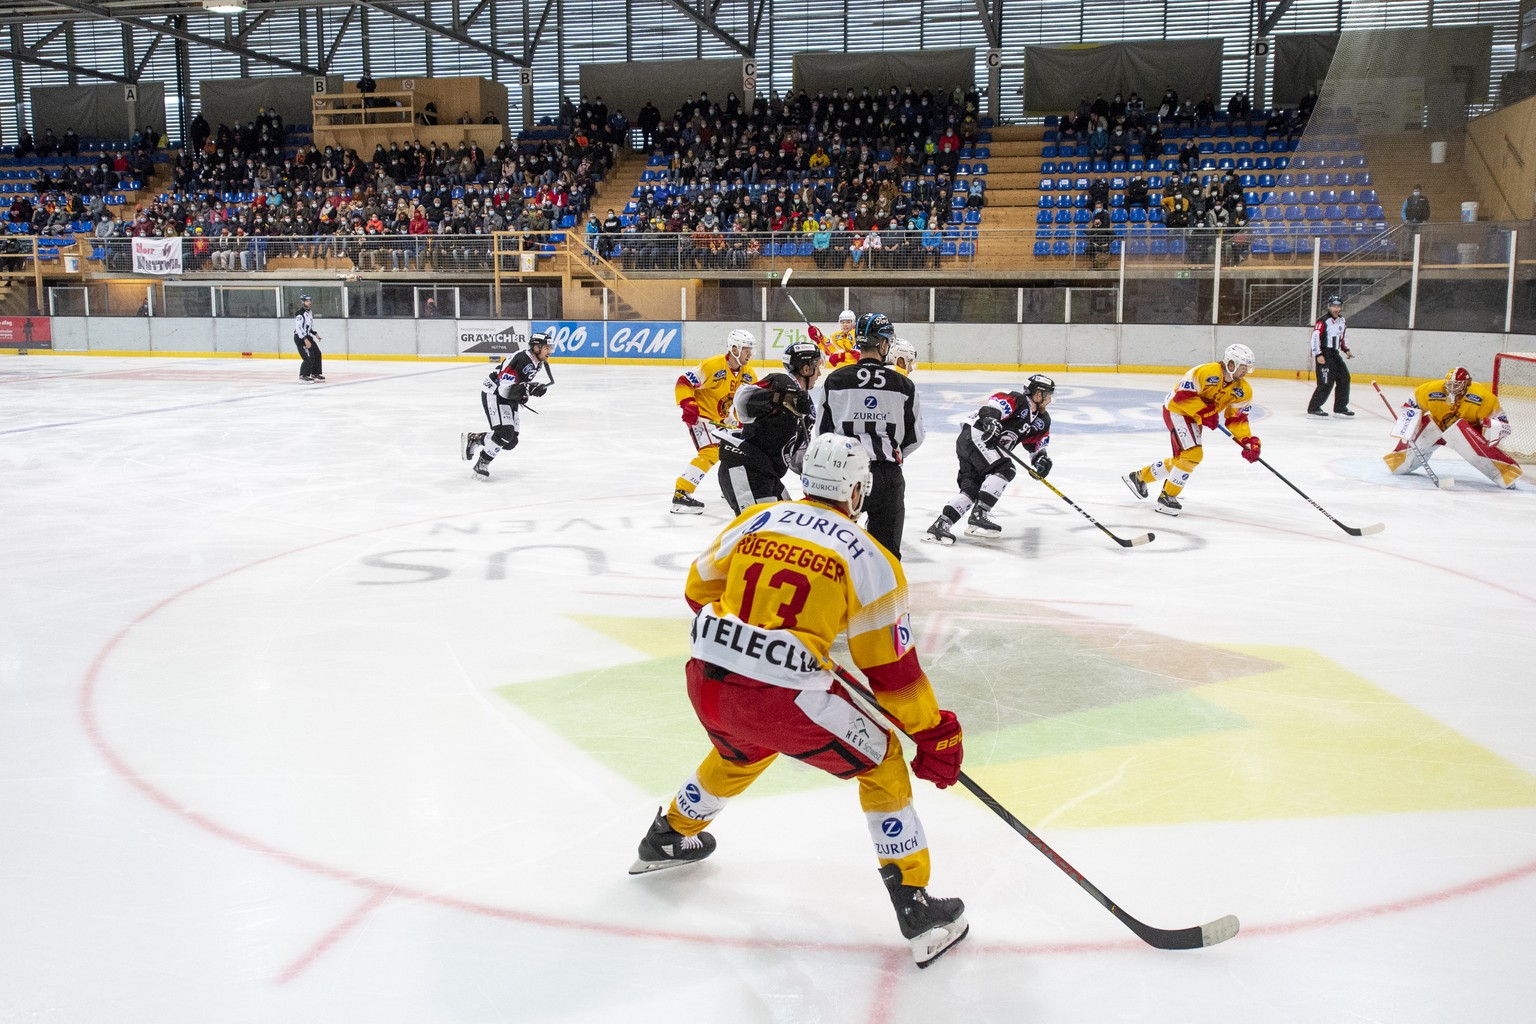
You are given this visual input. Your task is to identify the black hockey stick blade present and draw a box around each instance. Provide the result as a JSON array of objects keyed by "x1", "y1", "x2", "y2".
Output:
[
  {"x1": 833, "y1": 666, "x2": 1235, "y2": 950},
  {"x1": 1003, "y1": 448, "x2": 1155, "y2": 548},
  {"x1": 1219, "y1": 426, "x2": 1384, "y2": 537},
  {"x1": 955, "y1": 774, "x2": 1239, "y2": 949}
]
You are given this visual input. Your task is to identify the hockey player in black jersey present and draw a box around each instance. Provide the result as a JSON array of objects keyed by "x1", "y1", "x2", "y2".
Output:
[
  {"x1": 924, "y1": 374, "x2": 1055, "y2": 544},
  {"x1": 461, "y1": 332, "x2": 554, "y2": 478},
  {"x1": 716, "y1": 340, "x2": 823, "y2": 514},
  {"x1": 817, "y1": 313, "x2": 924, "y2": 557}
]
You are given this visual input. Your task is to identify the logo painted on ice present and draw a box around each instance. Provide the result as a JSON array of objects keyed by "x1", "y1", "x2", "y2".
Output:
[
  {"x1": 863, "y1": 395, "x2": 878, "y2": 409},
  {"x1": 881, "y1": 817, "x2": 904, "y2": 838}
]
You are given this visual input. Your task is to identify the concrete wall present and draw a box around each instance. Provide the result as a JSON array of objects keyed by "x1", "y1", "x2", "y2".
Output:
[{"x1": 21, "y1": 316, "x2": 1530, "y2": 383}]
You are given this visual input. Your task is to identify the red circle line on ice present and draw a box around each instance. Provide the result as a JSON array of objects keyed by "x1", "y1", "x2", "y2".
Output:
[{"x1": 79, "y1": 501, "x2": 1536, "y2": 970}]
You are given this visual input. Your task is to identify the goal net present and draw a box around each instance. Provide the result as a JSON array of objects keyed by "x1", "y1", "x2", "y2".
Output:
[{"x1": 1493, "y1": 352, "x2": 1536, "y2": 463}]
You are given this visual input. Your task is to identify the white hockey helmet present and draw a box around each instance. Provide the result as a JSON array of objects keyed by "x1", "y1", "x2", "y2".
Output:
[
  {"x1": 726, "y1": 328, "x2": 755, "y2": 362},
  {"x1": 1222, "y1": 343, "x2": 1255, "y2": 377},
  {"x1": 887, "y1": 337, "x2": 918, "y2": 372},
  {"x1": 838, "y1": 308, "x2": 856, "y2": 328},
  {"x1": 800, "y1": 434, "x2": 874, "y2": 515}
]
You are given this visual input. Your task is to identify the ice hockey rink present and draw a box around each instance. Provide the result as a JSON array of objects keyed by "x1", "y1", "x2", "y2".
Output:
[{"x1": 3, "y1": 354, "x2": 1534, "y2": 1024}]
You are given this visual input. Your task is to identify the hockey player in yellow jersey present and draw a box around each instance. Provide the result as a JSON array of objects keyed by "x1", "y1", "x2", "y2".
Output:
[
  {"x1": 1123, "y1": 344, "x2": 1262, "y2": 516},
  {"x1": 630, "y1": 434, "x2": 970, "y2": 969},
  {"x1": 805, "y1": 308, "x2": 859, "y2": 368},
  {"x1": 671, "y1": 329, "x2": 758, "y2": 514},
  {"x1": 1384, "y1": 366, "x2": 1521, "y2": 488}
]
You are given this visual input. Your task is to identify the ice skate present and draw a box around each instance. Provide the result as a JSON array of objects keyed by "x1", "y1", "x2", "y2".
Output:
[
  {"x1": 1334, "y1": 409, "x2": 1354, "y2": 417},
  {"x1": 965, "y1": 506, "x2": 1002, "y2": 537},
  {"x1": 1155, "y1": 492, "x2": 1182, "y2": 516},
  {"x1": 461, "y1": 432, "x2": 485, "y2": 461},
  {"x1": 671, "y1": 489, "x2": 705, "y2": 515},
  {"x1": 629, "y1": 808, "x2": 716, "y2": 875},
  {"x1": 879, "y1": 864, "x2": 969, "y2": 968},
  {"x1": 922, "y1": 515, "x2": 956, "y2": 545},
  {"x1": 1122, "y1": 471, "x2": 1148, "y2": 499},
  {"x1": 472, "y1": 452, "x2": 492, "y2": 479}
]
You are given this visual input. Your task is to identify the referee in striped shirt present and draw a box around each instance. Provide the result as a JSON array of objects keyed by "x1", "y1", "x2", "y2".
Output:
[{"x1": 816, "y1": 312, "x2": 924, "y2": 557}]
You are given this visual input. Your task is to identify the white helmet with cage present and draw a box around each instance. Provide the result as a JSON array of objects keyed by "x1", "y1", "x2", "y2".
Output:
[{"x1": 800, "y1": 434, "x2": 874, "y2": 515}]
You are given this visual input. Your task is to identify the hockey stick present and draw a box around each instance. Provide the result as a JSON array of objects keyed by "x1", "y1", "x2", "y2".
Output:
[
  {"x1": 830, "y1": 664, "x2": 1239, "y2": 950},
  {"x1": 1371, "y1": 381, "x2": 1448, "y2": 489},
  {"x1": 997, "y1": 445, "x2": 1155, "y2": 547},
  {"x1": 778, "y1": 266, "x2": 814, "y2": 327},
  {"x1": 1218, "y1": 426, "x2": 1384, "y2": 536}
]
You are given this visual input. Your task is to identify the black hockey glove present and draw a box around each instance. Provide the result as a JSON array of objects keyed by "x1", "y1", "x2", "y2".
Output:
[
  {"x1": 526, "y1": 381, "x2": 549, "y2": 398},
  {"x1": 976, "y1": 412, "x2": 1003, "y2": 447},
  {"x1": 1031, "y1": 450, "x2": 1052, "y2": 478}
]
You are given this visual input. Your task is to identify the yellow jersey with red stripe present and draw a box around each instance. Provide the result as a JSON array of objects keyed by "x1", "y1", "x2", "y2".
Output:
[
  {"x1": 819, "y1": 328, "x2": 858, "y2": 367},
  {"x1": 683, "y1": 498, "x2": 941, "y2": 734},
  {"x1": 1166, "y1": 361, "x2": 1255, "y2": 441},
  {"x1": 675, "y1": 354, "x2": 757, "y2": 425},
  {"x1": 1409, "y1": 380, "x2": 1504, "y2": 430}
]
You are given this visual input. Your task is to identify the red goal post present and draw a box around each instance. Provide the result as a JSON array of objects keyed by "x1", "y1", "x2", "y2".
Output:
[{"x1": 1493, "y1": 352, "x2": 1536, "y2": 463}]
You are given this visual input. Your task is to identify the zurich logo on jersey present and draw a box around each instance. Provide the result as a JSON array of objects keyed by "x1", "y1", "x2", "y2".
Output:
[
  {"x1": 744, "y1": 510, "x2": 772, "y2": 534},
  {"x1": 863, "y1": 395, "x2": 878, "y2": 409},
  {"x1": 684, "y1": 783, "x2": 702, "y2": 804},
  {"x1": 881, "y1": 817, "x2": 904, "y2": 837}
]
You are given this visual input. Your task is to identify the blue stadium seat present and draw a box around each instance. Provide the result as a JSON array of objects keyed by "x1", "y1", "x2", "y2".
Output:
[
  {"x1": 1360, "y1": 189, "x2": 1378, "y2": 204},
  {"x1": 1034, "y1": 241, "x2": 1051, "y2": 257}
]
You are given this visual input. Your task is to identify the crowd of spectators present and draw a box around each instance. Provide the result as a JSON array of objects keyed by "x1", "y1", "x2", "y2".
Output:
[
  {"x1": 6, "y1": 125, "x2": 161, "y2": 235},
  {"x1": 588, "y1": 85, "x2": 985, "y2": 270},
  {"x1": 1057, "y1": 86, "x2": 1316, "y2": 163},
  {"x1": 79, "y1": 103, "x2": 616, "y2": 271}
]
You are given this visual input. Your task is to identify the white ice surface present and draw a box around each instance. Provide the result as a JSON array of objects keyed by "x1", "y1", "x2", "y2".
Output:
[{"x1": 2, "y1": 356, "x2": 1534, "y2": 1024}]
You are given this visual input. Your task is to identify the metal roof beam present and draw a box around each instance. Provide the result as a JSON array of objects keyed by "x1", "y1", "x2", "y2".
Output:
[
  {"x1": 0, "y1": 44, "x2": 131, "y2": 81},
  {"x1": 43, "y1": 0, "x2": 321, "y2": 73},
  {"x1": 352, "y1": 0, "x2": 526, "y2": 67},
  {"x1": 658, "y1": 0, "x2": 751, "y2": 56}
]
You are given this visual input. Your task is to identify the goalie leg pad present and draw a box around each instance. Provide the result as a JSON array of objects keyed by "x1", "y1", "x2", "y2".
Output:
[{"x1": 1444, "y1": 420, "x2": 1524, "y2": 488}]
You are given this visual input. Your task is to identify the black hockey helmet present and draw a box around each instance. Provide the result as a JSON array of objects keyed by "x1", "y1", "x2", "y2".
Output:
[
  {"x1": 782, "y1": 339, "x2": 822, "y2": 377},
  {"x1": 855, "y1": 312, "x2": 894, "y2": 348},
  {"x1": 1026, "y1": 373, "x2": 1056, "y2": 397},
  {"x1": 528, "y1": 330, "x2": 553, "y2": 351},
  {"x1": 761, "y1": 371, "x2": 809, "y2": 414},
  {"x1": 1327, "y1": 294, "x2": 1342, "y2": 307}
]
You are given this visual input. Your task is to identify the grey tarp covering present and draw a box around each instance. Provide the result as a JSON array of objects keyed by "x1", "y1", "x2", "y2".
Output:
[
  {"x1": 579, "y1": 58, "x2": 747, "y2": 121},
  {"x1": 30, "y1": 82, "x2": 166, "y2": 140},
  {"x1": 792, "y1": 48, "x2": 975, "y2": 96},
  {"x1": 1022, "y1": 40, "x2": 1223, "y2": 115},
  {"x1": 1272, "y1": 27, "x2": 1493, "y2": 107},
  {"x1": 198, "y1": 76, "x2": 343, "y2": 131}
]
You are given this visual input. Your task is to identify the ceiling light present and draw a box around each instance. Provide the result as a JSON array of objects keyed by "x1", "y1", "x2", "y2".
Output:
[{"x1": 202, "y1": 0, "x2": 248, "y2": 14}]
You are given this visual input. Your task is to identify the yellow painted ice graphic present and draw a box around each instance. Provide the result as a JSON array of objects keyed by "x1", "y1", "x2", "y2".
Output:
[{"x1": 498, "y1": 616, "x2": 1536, "y2": 826}]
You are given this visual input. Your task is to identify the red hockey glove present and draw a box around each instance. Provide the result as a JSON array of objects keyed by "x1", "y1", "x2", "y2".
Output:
[
  {"x1": 806, "y1": 324, "x2": 824, "y2": 344},
  {"x1": 1239, "y1": 435, "x2": 1262, "y2": 463},
  {"x1": 911, "y1": 710, "x2": 964, "y2": 789},
  {"x1": 680, "y1": 398, "x2": 701, "y2": 426},
  {"x1": 1197, "y1": 403, "x2": 1220, "y2": 429}
]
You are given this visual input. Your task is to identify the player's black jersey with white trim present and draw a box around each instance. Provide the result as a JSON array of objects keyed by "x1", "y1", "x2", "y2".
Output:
[
  {"x1": 816, "y1": 356, "x2": 924, "y2": 464},
  {"x1": 967, "y1": 391, "x2": 1050, "y2": 454},
  {"x1": 484, "y1": 350, "x2": 543, "y2": 402}
]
